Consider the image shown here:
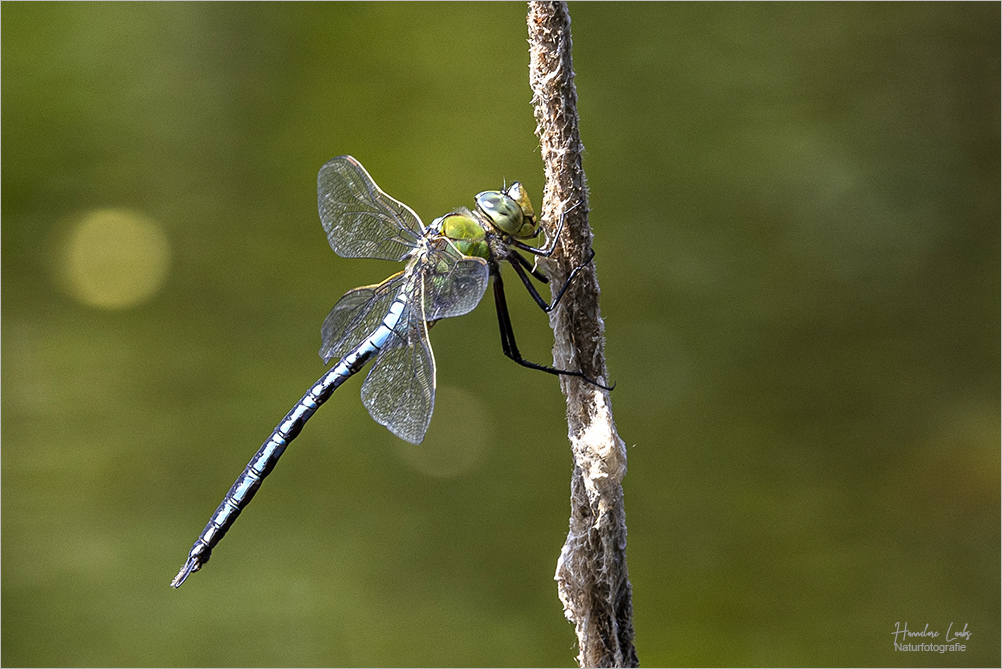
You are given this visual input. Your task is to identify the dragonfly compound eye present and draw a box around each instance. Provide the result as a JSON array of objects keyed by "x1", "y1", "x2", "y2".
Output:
[{"x1": 476, "y1": 188, "x2": 536, "y2": 239}]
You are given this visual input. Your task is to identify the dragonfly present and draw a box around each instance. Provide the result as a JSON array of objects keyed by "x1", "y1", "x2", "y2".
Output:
[{"x1": 171, "y1": 155, "x2": 608, "y2": 588}]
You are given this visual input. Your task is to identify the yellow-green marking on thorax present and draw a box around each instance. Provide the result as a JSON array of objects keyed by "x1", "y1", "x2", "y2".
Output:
[{"x1": 437, "y1": 212, "x2": 489, "y2": 259}]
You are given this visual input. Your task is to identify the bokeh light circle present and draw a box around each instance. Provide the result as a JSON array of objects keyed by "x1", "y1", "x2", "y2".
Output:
[{"x1": 60, "y1": 208, "x2": 171, "y2": 309}]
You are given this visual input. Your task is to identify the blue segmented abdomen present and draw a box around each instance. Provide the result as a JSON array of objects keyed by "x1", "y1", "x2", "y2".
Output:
[{"x1": 171, "y1": 295, "x2": 405, "y2": 588}]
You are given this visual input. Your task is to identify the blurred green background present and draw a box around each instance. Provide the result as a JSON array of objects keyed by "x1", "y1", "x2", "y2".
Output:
[{"x1": 2, "y1": 3, "x2": 998, "y2": 667}]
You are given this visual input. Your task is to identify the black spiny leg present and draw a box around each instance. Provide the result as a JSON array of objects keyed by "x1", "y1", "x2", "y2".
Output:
[
  {"x1": 490, "y1": 266, "x2": 613, "y2": 390},
  {"x1": 508, "y1": 248, "x2": 596, "y2": 314},
  {"x1": 509, "y1": 200, "x2": 580, "y2": 258}
]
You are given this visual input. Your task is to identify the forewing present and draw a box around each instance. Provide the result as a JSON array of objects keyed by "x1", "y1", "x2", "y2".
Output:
[
  {"x1": 318, "y1": 155, "x2": 423, "y2": 261},
  {"x1": 422, "y1": 253, "x2": 490, "y2": 321},
  {"x1": 359, "y1": 297, "x2": 435, "y2": 445},
  {"x1": 319, "y1": 272, "x2": 406, "y2": 364}
]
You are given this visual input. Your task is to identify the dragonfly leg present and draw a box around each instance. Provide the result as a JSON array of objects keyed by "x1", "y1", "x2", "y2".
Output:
[
  {"x1": 509, "y1": 201, "x2": 581, "y2": 257},
  {"x1": 512, "y1": 249, "x2": 549, "y2": 284},
  {"x1": 491, "y1": 269, "x2": 613, "y2": 390},
  {"x1": 509, "y1": 247, "x2": 595, "y2": 314},
  {"x1": 507, "y1": 254, "x2": 550, "y2": 311}
]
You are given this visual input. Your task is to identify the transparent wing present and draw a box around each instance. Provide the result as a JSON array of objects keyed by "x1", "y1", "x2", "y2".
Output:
[
  {"x1": 319, "y1": 271, "x2": 406, "y2": 365},
  {"x1": 357, "y1": 251, "x2": 489, "y2": 444},
  {"x1": 321, "y1": 245, "x2": 489, "y2": 444},
  {"x1": 322, "y1": 250, "x2": 486, "y2": 365},
  {"x1": 422, "y1": 253, "x2": 490, "y2": 321},
  {"x1": 360, "y1": 295, "x2": 435, "y2": 445},
  {"x1": 318, "y1": 155, "x2": 424, "y2": 261}
]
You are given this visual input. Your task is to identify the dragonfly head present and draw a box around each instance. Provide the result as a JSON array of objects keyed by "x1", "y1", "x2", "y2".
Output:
[{"x1": 475, "y1": 182, "x2": 538, "y2": 240}]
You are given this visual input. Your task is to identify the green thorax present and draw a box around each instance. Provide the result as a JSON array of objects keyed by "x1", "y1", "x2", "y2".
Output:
[{"x1": 436, "y1": 211, "x2": 489, "y2": 259}]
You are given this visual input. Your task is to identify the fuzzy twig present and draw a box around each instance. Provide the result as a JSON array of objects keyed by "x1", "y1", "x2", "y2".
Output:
[{"x1": 526, "y1": 3, "x2": 637, "y2": 667}]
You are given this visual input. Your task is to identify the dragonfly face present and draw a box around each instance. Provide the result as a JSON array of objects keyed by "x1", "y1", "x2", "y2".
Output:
[{"x1": 475, "y1": 182, "x2": 538, "y2": 240}]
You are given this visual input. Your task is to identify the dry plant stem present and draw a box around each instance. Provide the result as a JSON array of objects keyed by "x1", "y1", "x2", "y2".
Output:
[{"x1": 527, "y1": 2, "x2": 637, "y2": 667}]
